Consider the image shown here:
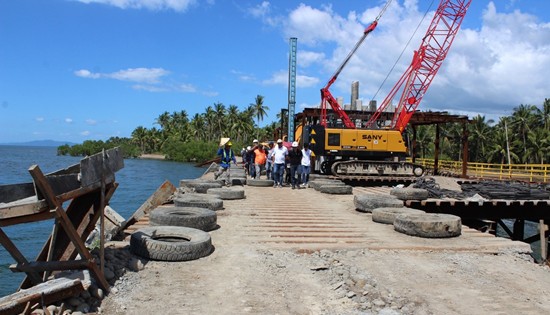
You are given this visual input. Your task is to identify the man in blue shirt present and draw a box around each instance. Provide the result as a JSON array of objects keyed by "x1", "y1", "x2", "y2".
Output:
[{"x1": 214, "y1": 140, "x2": 237, "y2": 185}]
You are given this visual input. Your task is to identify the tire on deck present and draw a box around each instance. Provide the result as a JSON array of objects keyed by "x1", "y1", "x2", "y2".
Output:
[
  {"x1": 149, "y1": 206, "x2": 217, "y2": 231},
  {"x1": 206, "y1": 187, "x2": 245, "y2": 200},
  {"x1": 247, "y1": 179, "x2": 274, "y2": 187},
  {"x1": 309, "y1": 180, "x2": 345, "y2": 191},
  {"x1": 318, "y1": 184, "x2": 353, "y2": 195},
  {"x1": 174, "y1": 194, "x2": 224, "y2": 211},
  {"x1": 194, "y1": 182, "x2": 223, "y2": 193},
  {"x1": 394, "y1": 213, "x2": 462, "y2": 238},
  {"x1": 130, "y1": 226, "x2": 213, "y2": 261},
  {"x1": 371, "y1": 207, "x2": 426, "y2": 225},
  {"x1": 390, "y1": 187, "x2": 429, "y2": 200},
  {"x1": 354, "y1": 194, "x2": 403, "y2": 213}
]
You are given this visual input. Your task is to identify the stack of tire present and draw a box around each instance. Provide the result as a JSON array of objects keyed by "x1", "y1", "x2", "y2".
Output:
[
  {"x1": 355, "y1": 187, "x2": 462, "y2": 238},
  {"x1": 129, "y1": 206, "x2": 216, "y2": 262},
  {"x1": 308, "y1": 179, "x2": 353, "y2": 195}
]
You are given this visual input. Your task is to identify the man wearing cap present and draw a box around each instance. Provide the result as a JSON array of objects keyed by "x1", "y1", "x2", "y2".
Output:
[
  {"x1": 288, "y1": 141, "x2": 303, "y2": 189},
  {"x1": 214, "y1": 140, "x2": 237, "y2": 185},
  {"x1": 272, "y1": 139, "x2": 288, "y2": 188}
]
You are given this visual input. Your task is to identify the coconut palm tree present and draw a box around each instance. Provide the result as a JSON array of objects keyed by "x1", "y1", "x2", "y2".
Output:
[
  {"x1": 469, "y1": 115, "x2": 494, "y2": 162},
  {"x1": 511, "y1": 104, "x2": 538, "y2": 162},
  {"x1": 251, "y1": 95, "x2": 269, "y2": 138},
  {"x1": 131, "y1": 126, "x2": 148, "y2": 154}
]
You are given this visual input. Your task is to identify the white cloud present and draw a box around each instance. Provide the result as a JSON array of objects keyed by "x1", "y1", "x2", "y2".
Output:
[
  {"x1": 86, "y1": 119, "x2": 97, "y2": 125},
  {"x1": 76, "y1": 0, "x2": 197, "y2": 12},
  {"x1": 80, "y1": 130, "x2": 91, "y2": 136},
  {"x1": 272, "y1": 1, "x2": 550, "y2": 117},
  {"x1": 35, "y1": 117, "x2": 44, "y2": 122},
  {"x1": 262, "y1": 70, "x2": 318, "y2": 88},
  {"x1": 65, "y1": 118, "x2": 73, "y2": 123},
  {"x1": 75, "y1": 67, "x2": 169, "y2": 83}
]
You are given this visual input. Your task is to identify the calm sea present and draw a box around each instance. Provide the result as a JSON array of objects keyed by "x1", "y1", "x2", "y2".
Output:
[{"x1": 0, "y1": 145, "x2": 205, "y2": 297}]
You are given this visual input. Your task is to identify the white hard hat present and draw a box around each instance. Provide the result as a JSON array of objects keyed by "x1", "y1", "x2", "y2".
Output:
[
  {"x1": 277, "y1": 139, "x2": 283, "y2": 143},
  {"x1": 246, "y1": 146, "x2": 252, "y2": 150},
  {"x1": 292, "y1": 141, "x2": 299, "y2": 147},
  {"x1": 253, "y1": 139, "x2": 259, "y2": 143}
]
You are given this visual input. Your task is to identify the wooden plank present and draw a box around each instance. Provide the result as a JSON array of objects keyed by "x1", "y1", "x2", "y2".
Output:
[
  {"x1": 121, "y1": 180, "x2": 176, "y2": 231},
  {"x1": 0, "y1": 182, "x2": 35, "y2": 203},
  {"x1": 0, "y1": 199, "x2": 49, "y2": 220},
  {"x1": 10, "y1": 259, "x2": 90, "y2": 273},
  {"x1": 0, "y1": 209, "x2": 55, "y2": 227},
  {"x1": 80, "y1": 148, "x2": 124, "y2": 187},
  {"x1": 0, "y1": 278, "x2": 84, "y2": 315}
]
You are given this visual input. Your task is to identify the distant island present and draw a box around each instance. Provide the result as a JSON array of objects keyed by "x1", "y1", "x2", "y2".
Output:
[{"x1": 0, "y1": 140, "x2": 75, "y2": 147}]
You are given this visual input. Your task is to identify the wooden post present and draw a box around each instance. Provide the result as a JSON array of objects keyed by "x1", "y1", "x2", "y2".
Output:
[
  {"x1": 461, "y1": 122, "x2": 469, "y2": 178},
  {"x1": 540, "y1": 220, "x2": 548, "y2": 263},
  {"x1": 434, "y1": 124, "x2": 440, "y2": 175},
  {"x1": 411, "y1": 125, "x2": 417, "y2": 163},
  {"x1": 100, "y1": 149, "x2": 106, "y2": 273}
]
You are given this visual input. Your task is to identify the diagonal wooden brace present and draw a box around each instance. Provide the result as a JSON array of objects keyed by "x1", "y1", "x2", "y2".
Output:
[{"x1": 28, "y1": 165, "x2": 110, "y2": 292}]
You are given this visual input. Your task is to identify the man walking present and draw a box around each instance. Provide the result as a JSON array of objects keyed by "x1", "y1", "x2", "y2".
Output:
[
  {"x1": 300, "y1": 143, "x2": 312, "y2": 187},
  {"x1": 271, "y1": 139, "x2": 288, "y2": 188},
  {"x1": 288, "y1": 141, "x2": 303, "y2": 189},
  {"x1": 214, "y1": 139, "x2": 237, "y2": 185}
]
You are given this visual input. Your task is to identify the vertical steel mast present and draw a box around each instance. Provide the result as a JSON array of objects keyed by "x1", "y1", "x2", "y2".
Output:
[{"x1": 287, "y1": 37, "x2": 297, "y2": 142}]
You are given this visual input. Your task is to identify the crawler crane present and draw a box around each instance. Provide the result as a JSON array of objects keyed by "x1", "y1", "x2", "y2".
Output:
[{"x1": 305, "y1": 0, "x2": 472, "y2": 177}]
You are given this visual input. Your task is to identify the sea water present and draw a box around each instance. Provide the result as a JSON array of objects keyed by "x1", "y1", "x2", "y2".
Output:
[{"x1": 0, "y1": 146, "x2": 205, "y2": 297}]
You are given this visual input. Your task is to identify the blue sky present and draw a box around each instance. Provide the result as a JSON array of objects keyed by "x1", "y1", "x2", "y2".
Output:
[{"x1": 1, "y1": 0, "x2": 549, "y2": 143}]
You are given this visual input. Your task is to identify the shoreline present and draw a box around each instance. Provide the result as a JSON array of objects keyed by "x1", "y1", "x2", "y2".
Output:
[{"x1": 138, "y1": 153, "x2": 166, "y2": 160}]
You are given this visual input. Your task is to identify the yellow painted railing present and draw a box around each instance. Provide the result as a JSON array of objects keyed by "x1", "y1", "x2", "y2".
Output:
[{"x1": 413, "y1": 158, "x2": 550, "y2": 183}]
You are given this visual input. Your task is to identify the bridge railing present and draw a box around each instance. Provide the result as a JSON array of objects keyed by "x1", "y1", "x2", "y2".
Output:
[{"x1": 413, "y1": 159, "x2": 550, "y2": 183}]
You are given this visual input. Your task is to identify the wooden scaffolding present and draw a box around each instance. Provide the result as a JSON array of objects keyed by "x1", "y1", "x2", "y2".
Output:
[{"x1": 0, "y1": 148, "x2": 123, "y2": 314}]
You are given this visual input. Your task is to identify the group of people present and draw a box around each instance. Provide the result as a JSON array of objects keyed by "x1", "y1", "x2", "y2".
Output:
[
  {"x1": 214, "y1": 138, "x2": 313, "y2": 189},
  {"x1": 270, "y1": 139, "x2": 312, "y2": 189}
]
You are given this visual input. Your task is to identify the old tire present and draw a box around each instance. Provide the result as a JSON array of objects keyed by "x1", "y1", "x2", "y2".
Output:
[
  {"x1": 354, "y1": 194, "x2": 403, "y2": 213},
  {"x1": 247, "y1": 179, "x2": 274, "y2": 187},
  {"x1": 206, "y1": 187, "x2": 245, "y2": 200},
  {"x1": 309, "y1": 180, "x2": 345, "y2": 191},
  {"x1": 174, "y1": 194, "x2": 224, "y2": 211},
  {"x1": 390, "y1": 187, "x2": 429, "y2": 201},
  {"x1": 232, "y1": 177, "x2": 247, "y2": 185},
  {"x1": 394, "y1": 213, "x2": 462, "y2": 238},
  {"x1": 371, "y1": 207, "x2": 426, "y2": 224},
  {"x1": 194, "y1": 182, "x2": 223, "y2": 193},
  {"x1": 149, "y1": 206, "x2": 217, "y2": 231},
  {"x1": 318, "y1": 185, "x2": 353, "y2": 195},
  {"x1": 130, "y1": 226, "x2": 213, "y2": 261}
]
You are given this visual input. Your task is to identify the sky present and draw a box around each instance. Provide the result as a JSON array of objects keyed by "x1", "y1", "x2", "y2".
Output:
[{"x1": 1, "y1": 0, "x2": 549, "y2": 144}]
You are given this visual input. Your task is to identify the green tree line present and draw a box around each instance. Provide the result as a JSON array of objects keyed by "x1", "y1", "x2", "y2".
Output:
[
  {"x1": 58, "y1": 95, "x2": 273, "y2": 162},
  {"x1": 59, "y1": 96, "x2": 549, "y2": 165},
  {"x1": 413, "y1": 99, "x2": 550, "y2": 164}
]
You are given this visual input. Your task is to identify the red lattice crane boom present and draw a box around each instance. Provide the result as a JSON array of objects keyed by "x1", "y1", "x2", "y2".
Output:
[
  {"x1": 320, "y1": 0, "x2": 393, "y2": 129},
  {"x1": 365, "y1": 0, "x2": 472, "y2": 132}
]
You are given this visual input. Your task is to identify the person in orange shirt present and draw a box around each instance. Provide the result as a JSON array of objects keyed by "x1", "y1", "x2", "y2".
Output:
[{"x1": 253, "y1": 142, "x2": 267, "y2": 179}]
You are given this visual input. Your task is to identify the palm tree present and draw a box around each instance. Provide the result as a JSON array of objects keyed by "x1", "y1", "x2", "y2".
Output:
[
  {"x1": 415, "y1": 125, "x2": 434, "y2": 158},
  {"x1": 469, "y1": 115, "x2": 494, "y2": 162},
  {"x1": 526, "y1": 129, "x2": 550, "y2": 164},
  {"x1": 511, "y1": 104, "x2": 538, "y2": 162},
  {"x1": 251, "y1": 95, "x2": 269, "y2": 138},
  {"x1": 213, "y1": 102, "x2": 226, "y2": 139},
  {"x1": 131, "y1": 126, "x2": 148, "y2": 154},
  {"x1": 204, "y1": 106, "x2": 216, "y2": 141}
]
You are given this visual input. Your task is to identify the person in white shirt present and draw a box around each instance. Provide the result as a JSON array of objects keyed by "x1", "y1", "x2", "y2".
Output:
[
  {"x1": 271, "y1": 139, "x2": 288, "y2": 187},
  {"x1": 300, "y1": 143, "x2": 312, "y2": 187}
]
